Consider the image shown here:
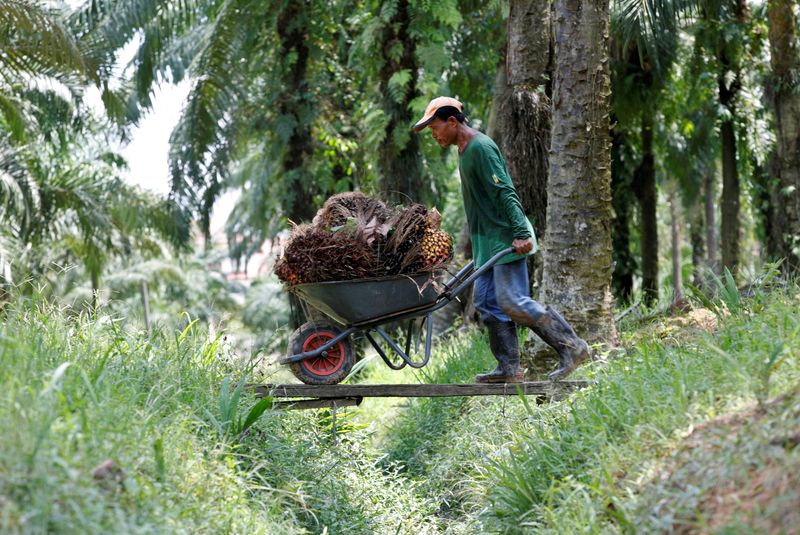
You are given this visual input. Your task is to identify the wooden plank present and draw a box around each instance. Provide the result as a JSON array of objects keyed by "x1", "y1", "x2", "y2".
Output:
[
  {"x1": 272, "y1": 397, "x2": 363, "y2": 410},
  {"x1": 252, "y1": 381, "x2": 587, "y2": 399}
]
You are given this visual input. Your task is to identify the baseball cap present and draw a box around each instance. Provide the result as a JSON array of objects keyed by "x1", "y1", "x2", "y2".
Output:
[{"x1": 412, "y1": 96, "x2": 464, "y2": 132}]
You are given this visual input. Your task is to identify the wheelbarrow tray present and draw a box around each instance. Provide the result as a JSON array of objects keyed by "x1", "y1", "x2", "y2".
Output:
[{"x1": 289, "y1": 272, "x2": 440, "y2": 326}]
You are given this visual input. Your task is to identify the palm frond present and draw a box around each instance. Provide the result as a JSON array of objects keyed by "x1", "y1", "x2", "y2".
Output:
[
  {"x1": 70, "y1": 0, "x2": 207, "y2": 112},
  {"x1": 611, "y1": 0, "x2": 695, "y2": 78},
  {"x1": 0, "y1": 93, "x2": 31, "y2": 143},
  {"x1": 0, "y1": 0, "x2": 89, "y2": 83},
  {"x1": 0, "y1": 136, "x2": 40, "y2": 230},
  {"x1": 168, "y1": 0, "x2": 266, "y2": 229}
]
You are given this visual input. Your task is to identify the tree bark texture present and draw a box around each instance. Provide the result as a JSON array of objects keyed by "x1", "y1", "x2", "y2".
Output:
[
  {"x1": 489, "y1": 0, "x2": 551, "y2": 237},
  {"x1": 689, "y1": 203, "x2": 705, "y2": 287},
  {"x1": 719, "y1": 118, "x2": 740, "y2": 273},
  {"x1": 716, "y1": 0, "x2": 746, "y2": 274},
  {"x1": 377, "y1": 0, "x2": 428, "y2": 204},
  {"x1": 670, "y1": 193, "x2": 683, "y2": 302},
  {"x1": 543, "y1": 0, "x2": 618, "y2": 346},
  {"x1": 704, "y1": 171, "x2": 719, "y2": 274},
  {"x1": 611, "y1": 125, "x2": 635, "y2": 303},
  {"x1": 768, "y1": 0, "x2": 800, "y2": 271},
  {"x1": 752, "y1": 158, "x2": 784, "y2": 264},
  {"x1": 508, "y1": 0, "x2": 552, "y2": 89},
  {"x1": 633, "y1": 111, "x2": 658, "y2": 305},
  {"x1": 277, "y1": 0, "x2": 315, "y2": 223}
]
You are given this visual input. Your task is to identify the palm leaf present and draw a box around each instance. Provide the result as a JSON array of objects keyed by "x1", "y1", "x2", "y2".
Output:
[
  {"x1": 168, "y1": 0, "x2": 268, "y2": 230},
  {"x1": 0, "y1": 136, "x2": 40, "y2": 229},
  {"x1": 611, "y1": 0, "x2": 694, "y2": 78},
  {"x1": 0, "y1": 0, "x2": 89, "y2": 83},
  {"x1": 0, "y1": 93, "x2": 31, "y2": 143}
]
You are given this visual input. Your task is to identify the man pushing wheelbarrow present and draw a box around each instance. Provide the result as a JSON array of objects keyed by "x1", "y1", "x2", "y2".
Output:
[{"x1": 412, "y1": 97, "x2": 591, "y2": 382}]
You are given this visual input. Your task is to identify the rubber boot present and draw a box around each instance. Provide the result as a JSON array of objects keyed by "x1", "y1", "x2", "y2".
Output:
[
  {"x1": 529, "y1": 306, "x2": 590, "y2": 381},
  {"x1": 476, "y1": 321, "x2": 524, "y2": 383}
]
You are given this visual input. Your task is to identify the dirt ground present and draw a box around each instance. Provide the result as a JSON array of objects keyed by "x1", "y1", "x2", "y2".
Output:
[{"x1": 640, "y1": 391, "x2": 800, "y2": 534}]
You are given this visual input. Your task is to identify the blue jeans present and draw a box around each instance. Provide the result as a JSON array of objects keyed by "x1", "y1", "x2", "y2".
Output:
[{"x1": 473, "y1": 258, "x2": 547, "y2": 325}]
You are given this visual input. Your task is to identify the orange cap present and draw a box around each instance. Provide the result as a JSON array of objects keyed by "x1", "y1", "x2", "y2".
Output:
[{"x1": 412, "y1": 96, "x2": 464, "y2": 132}]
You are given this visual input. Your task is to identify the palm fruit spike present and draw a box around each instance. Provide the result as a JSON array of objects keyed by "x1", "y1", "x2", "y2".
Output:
[{"x1": 420, "y1": 227, "x2": 453, "y2": 266}]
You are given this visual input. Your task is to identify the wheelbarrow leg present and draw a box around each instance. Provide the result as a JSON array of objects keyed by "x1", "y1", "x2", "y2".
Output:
[
  {"x1": 424, "y1": 313, "x2": 433, "y2": 364},
  {"x1": 405, "y1": 320, "x2": 414, "y2": 358},
  {"x1": 374, "y1": 315, "x2": 433, "y2": 369},
  {"x1": 365, "y1": 331, "x2": 407, "y2": 370}
]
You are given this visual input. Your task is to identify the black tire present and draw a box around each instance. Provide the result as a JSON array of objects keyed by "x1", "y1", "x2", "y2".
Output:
[{"x1": 288, "y1": 321, "x2": 354, "y2": 385}]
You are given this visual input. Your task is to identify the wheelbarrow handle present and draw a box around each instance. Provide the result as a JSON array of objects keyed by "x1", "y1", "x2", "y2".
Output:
[{"x1": 440, "y1": 246, "x2": 517, "y2": 302}]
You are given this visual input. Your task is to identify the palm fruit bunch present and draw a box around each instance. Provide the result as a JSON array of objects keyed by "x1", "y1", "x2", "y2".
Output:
[
  {"x1": 274, "y1": 192, "x2": 453, "y2": 285},
  {"x1": 420, "y1": 208, "x2": 453, "y2": 266}
]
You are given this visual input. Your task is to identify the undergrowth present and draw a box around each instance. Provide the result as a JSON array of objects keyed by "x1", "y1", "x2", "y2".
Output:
[
  {"x1": 0, "y1": 297, "x2": 439, "y2": 534},
  {"x1": 2, "y1": 279, "x2": 798, "y2": 534},
  {"x1": 484, "y1": 285, "x2": 800, "y2": 533}
]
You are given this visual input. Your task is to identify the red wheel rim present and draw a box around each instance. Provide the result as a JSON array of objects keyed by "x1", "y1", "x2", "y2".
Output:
[{"x1": 301, "y1": 330, "x2": 346, "y2": 376}]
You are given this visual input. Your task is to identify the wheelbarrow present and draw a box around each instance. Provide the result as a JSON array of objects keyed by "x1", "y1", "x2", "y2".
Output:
[{"x1": 279, "y1": 247, "x2": 517, "y2": 384}]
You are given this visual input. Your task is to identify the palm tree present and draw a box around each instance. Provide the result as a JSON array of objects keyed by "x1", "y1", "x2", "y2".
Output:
[
  {"x1": 610, "y1": 0, "x2": 685, "y2": 305},
  {"x1": 691, "y1": 0, "x2": 749, "y2": 274},
  {"x1": 766, "y1": 0, "x2": 800, "y2": 272},
  {"x1": 543, "y1": 0, "x2": 618, "y2": 346},
  {"x1": 16, "y1": 134, "x2": 190, "y2": 304},
  {"x1": 0, "y1": 0, "x2": 93, "y2": 229}
]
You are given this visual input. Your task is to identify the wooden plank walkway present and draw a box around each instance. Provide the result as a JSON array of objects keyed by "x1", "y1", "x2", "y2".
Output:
[{"x1": 253, "y1": 381, "x2": 588, "y2": 409}]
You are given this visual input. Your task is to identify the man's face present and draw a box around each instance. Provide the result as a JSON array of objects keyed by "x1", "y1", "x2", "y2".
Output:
[{"x1": 428, "y1": 117, "x2": 456, "y2": 147}]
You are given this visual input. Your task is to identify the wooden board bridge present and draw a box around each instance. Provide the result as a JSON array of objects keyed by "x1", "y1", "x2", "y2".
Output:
[{"x1": 253, "y1": 380, "x2": 589, "y2": 410}]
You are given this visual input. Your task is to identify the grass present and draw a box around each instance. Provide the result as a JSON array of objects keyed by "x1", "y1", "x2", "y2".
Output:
[
  {"x1": 2, "y1": 280, "x2": 798, "y2": 534},
  {"x1": 0, "y1": 297, "x2": 441, "y2": 534},
  {"x1": 483, "y1": 285, "x2": 800, "y2": 533},
  {"x1": 0, "y1": 298, "x2": 302, "y2": 534}
]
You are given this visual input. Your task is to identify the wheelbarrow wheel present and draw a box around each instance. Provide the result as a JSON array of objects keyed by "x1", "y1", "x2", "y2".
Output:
[{"x1": 288, "y1": 321, "x2": 354, "y2": 385}]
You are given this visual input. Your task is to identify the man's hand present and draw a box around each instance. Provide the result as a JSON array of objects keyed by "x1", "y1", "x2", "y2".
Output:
[{"x1": 512, "y1": 237, "x2": 533, "y2": 255}]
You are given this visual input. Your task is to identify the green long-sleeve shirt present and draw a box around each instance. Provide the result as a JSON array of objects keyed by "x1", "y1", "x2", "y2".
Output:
[{"x1": 458, "y1": 132, "x2": 537, "y2": 267}]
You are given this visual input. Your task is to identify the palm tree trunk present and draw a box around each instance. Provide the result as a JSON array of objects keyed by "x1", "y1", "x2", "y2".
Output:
[
  {"x1": 277, "y1": 1, "x2": 315, "y2": 328},
  {"x1": 611, "y1": 124, "x2": 635, "y2": 303},
  {"x1": 716, "y1": 0, "x2": 747, "y2": 274},
  {"x1": 670, "y1": 193, "x2": 683, "y2": 302},
  {"x1": 634, "y1": 110, "x2": 658, "y2": 305},
  {"x1": 719, "y1": 117, "x2": 740, "y2": 273},
  {"x1": 489, "y1": 0, "x2": 552, "y2": 293},
  {"x1": 277, "y1": 1, "x2": 316, "y2": 223},
  {"x1": 768, "y1": 0, "x2": 800, "y2": 271},
  {"x1": 689, "y1": 202, "x2": 705, "y2": 287},
  {"x1": 377, "y1": 0, "x2": 428, "y2": 204},
  {"x1": 543, "y1": 0, "x2": 618, "y2": 346},
  {"x1": 704, "y1": 170, "x2": 719, "y2": 274},
  {"x1": 752, "y1": 158, "x2": 783, "y2": 263}
]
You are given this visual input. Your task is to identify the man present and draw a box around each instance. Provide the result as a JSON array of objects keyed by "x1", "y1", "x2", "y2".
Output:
[{"x1": 413, "y1": 96, "x2": 590, "y2": 382}]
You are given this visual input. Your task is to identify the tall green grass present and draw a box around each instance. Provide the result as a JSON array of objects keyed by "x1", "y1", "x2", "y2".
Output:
[
  {"x1": 4, "y1": 281, "x2": 797, "y2": 534},
  {"x1": 0, "y1": 297, "x2": 444, "y2": 534},
  {"x1": 367, "y1": 329, "x2": 538, "y2": 533},
  {"x1": 485, "y1": 285, "x2": 800, "y2": 533},
  {"x1": 0, "y1": 298, "x2": 302, "y2": 533}
]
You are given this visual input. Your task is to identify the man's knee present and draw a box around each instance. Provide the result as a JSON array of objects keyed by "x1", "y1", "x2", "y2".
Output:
[
  {"x1": 497, "y1": 292, "x2": 524, "y2": 319},
  {"x1": 498, "y1": 293, "x2": 546, "y2": 324}
]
